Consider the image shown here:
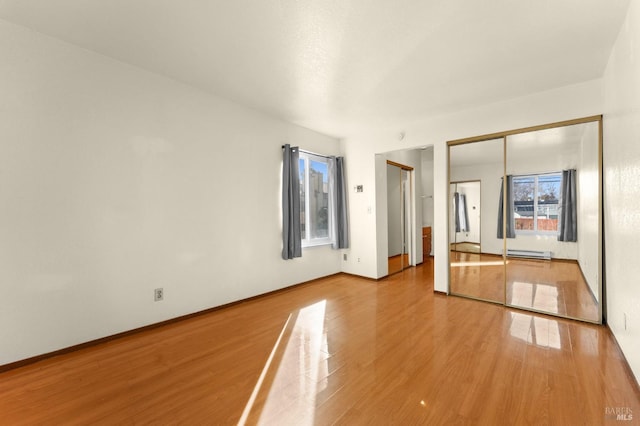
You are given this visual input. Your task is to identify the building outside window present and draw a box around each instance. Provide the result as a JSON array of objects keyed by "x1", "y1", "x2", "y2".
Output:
[{"x1": 299, "y1": 153, "x2": 330, "y2": 246}]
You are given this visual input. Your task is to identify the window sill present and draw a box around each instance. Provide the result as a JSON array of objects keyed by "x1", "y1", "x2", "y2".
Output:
[
  {"x1": 302, "y1": 239, "x2": 333, "y2": 249},
  {"x1": 514, "y1": 232, "x2": 560, "y2": 237}
]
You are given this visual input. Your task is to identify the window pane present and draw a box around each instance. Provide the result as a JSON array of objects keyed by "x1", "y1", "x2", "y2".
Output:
[
  {"x1": 309, "y1": 159, "x2": 329, "y2": 239},
  {"x1": 513, "y1": 177, "x2": 535, "y2": 231},
  {"x1": 299, "y1": 158, "x2": 306, "y2": 237},
  {"x1": 537, "y1": 175, "x2": 561, "y2": 231}
]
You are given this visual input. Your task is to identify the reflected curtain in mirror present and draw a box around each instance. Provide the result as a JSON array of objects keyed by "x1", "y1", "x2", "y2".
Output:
[
  {"x1": 558, "y1": 169, "x2": 577, "y2": 242},
  {"x1": 282, "y1": 144, "x2": 302, "y2": 259},
  {"x1": 497, "y1": 175, "x2": 515, "y2": 239},
  {"x1": 454, "y1": 192, "x2": 469, "y2": 233}
]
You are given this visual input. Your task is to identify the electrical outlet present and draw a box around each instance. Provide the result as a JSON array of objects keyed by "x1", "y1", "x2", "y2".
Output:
[
  {"x1": 154, "y1": 288, "x2": 164, "y2": 302},
  {"x1": 343, "y1": 253, "x2": 347, "y2": 261},
  {"x1": 357, "y1": 257, "x2": 361, "y2": 263}
]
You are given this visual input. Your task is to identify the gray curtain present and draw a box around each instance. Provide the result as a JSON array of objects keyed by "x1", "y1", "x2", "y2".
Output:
[
  {"x1": 454, "y1": 192, "x2": 469, "y2": 232},
  {"x1": 334, "y1": 157, "x2": 349, "y2": 249},
  {"x1": 282, "y1": 144, "x2": 302, "y2": 259},
  {"x1": 558, "y1": 169, "x2": 577, "y2": 242},
  {"x1": 329, "y1": 157, "x2": 350, "y2": 249},
  {"x1": 497, "y1": 175, "x2": 515, "y2": 239}
]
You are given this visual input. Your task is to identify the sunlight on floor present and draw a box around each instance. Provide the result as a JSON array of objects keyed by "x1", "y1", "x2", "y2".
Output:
[
  {"x1": 509, "y1": 312, "x2": 562, "y2": 349},
  {"x1": 511, "y1": 281, "x2": 559, "y2": 314},
  {"x1": 238, "y1": 314, "x2": 293, "y2": 426},
  {"x1": 239, "y1": 300, "x2": 328, "y2": 425}
]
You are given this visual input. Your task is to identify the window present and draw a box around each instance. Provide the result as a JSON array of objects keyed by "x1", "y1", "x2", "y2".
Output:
[
  {"x1": 513, "y1": 173, "x2": 561, "y2": 234},
  {"x1": 299, "y1": 152, "x2": 331, "y2": 246}
]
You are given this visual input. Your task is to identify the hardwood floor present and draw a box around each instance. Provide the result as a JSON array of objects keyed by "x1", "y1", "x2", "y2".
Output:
[
  {"x1": 450, "y1": 252, "x2": 506, "y2": 303},
  {"x1": 1, "y1": 260, "x2": 638, "y2": 425},
  {"x1": 506, "y1": 257, "x2": 599, "y2": 322},
  {"x1": 450, "y1": 252, "x2": 600, "y2": 322}
]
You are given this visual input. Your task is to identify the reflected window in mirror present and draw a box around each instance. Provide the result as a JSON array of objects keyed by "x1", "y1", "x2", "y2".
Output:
[{"x1": 513, "y1": 173, "x2": 561, "y2": 235}]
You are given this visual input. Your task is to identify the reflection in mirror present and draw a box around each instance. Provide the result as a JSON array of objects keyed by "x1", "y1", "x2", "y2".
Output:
[
  {"x1": 387, "y1": 163, "x2": 412, "y2": 275},
  {"x1": 449, "y1": 139, "x2": 505, "y2": 304},
  {"x1": 505, "y1": 121, "x2": 600, "y2": 322},
  {"x1": 450, "y1": 181, "x2": 481, "y2": 254}
]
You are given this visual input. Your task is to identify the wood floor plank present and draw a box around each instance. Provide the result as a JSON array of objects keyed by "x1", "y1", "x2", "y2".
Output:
[{"x1": 0, "y1": 259, "x2": 638, "y2": 425}]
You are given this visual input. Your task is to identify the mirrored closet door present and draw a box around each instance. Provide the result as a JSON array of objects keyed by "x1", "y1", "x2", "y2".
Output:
[
  {"x1": 449, "y1": 139, "x2": 505, "y2": 304},
  {"x1": 505, "y1": 121, "x2": 601, "y2": 322},
  {"x1": 448, "y1": 116, "x2": 602, "y2": 323}
]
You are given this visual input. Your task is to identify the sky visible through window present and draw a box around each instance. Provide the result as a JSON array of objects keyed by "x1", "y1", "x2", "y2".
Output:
[{"x1": 299, "y1": 159, "x2": 328, "y2": 183}]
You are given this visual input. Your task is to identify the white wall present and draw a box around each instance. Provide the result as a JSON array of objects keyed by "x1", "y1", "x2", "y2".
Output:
[
  {"x1": 0, "y1": 21, "x2": 342, "y2": 365},
  {"x1": 577, "y1": 122, "x2": 600, "y2": 301},
  {"x1": 373, "y1": 154, "x2": 388, "y2": 277},
  {"x1": 343, "y1": 79, "x2": 603, "y2": 288},
  {"x1": 603, "y1": 0, "x2": 640, "y2": 382}
]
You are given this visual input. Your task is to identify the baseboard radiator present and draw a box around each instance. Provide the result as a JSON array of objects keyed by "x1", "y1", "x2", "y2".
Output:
[{"x1": 506, "y1": 249, "x2": 551, "y2": 260}]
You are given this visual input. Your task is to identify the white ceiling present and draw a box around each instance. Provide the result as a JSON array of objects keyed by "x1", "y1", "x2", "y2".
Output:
[{"x1": 0, "y1": 1, "x2": 629, "y2": 138}]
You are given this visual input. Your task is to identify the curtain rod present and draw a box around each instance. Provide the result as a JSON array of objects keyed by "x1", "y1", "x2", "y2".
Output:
[
  {"x1": 281, "y1": 145, "x2": 333, "y2": 159},
  {"x1": 504, "y1": 170, "x2": 570, "y2": 178}
]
